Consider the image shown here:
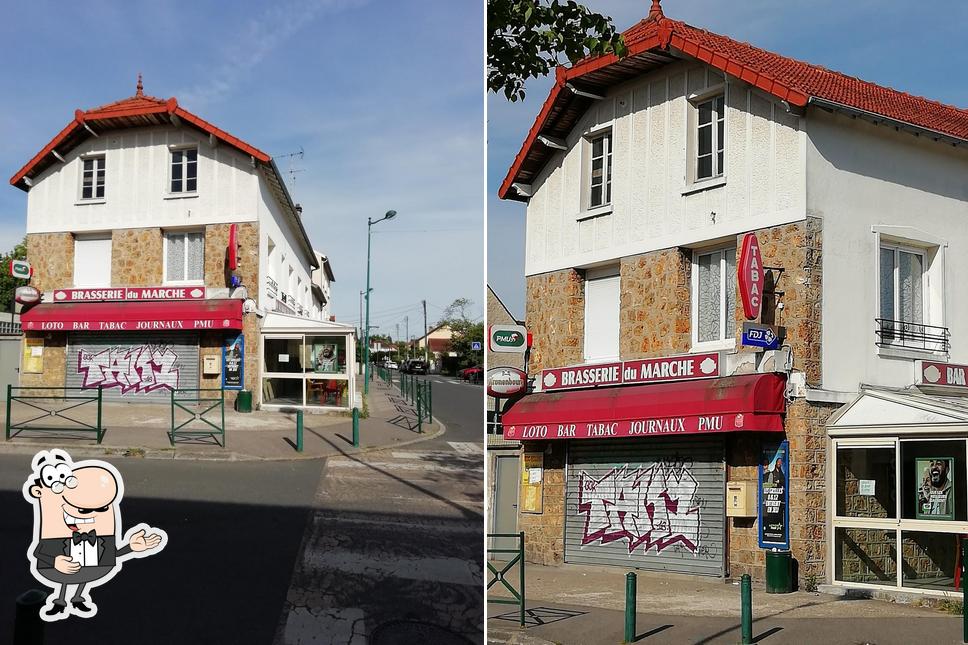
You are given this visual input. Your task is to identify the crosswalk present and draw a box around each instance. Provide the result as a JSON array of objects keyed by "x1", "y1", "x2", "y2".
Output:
[{"x1": 276, "y1": 441, "x2": 484, "y2": 644}]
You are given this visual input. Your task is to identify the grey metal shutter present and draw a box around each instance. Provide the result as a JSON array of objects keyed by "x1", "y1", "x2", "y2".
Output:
[
  {"x1": 66, "y1": 332, "x2": 200, "y2": 402},
  {"x1": 565, "y1": 437, "x2": 725, "y2": 576}
]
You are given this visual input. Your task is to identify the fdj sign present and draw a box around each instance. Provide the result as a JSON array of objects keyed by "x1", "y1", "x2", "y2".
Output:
[
  {"x1": 741, "y1": 322, "x2": 784, "y2": 350},
  {"x1": 489, "y1": 324, "x2": 528, "y2": 353}
]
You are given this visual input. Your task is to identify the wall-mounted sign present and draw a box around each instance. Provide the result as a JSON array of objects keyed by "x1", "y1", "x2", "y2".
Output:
[
  {"x1": 758, "y1": 440, "x2": 790, "y2": 549},
  {"x1": 521, "y1": 452, "x2": 543, "y2": 513},
  {"x1": 486, "y1": 367, "x2": 528, "y2": 397},
  {"x1": 223, "y1": 334, "x2": 244, "y2": 389},
  {"x1": 741, "y1": 322, "x2": 785, "y2": 350},
  {"x1": 540, "y1": 352, "x2": 719, "y2": 392},
  {"x1": 489, "y1": 324, "x2": 529, "y2": 353},
  {"x1": 15, "y1": 286, "x2": 41, "y2": 305},
  {"x1": 917, "y1": 361, "x2": 968, "y2": 389},
  {"x1": 738, "y1": 233, "x2": 764, "y2": 320},
  {"x1": 10, "y1": 259, "x2": 32, "y2": 280},
  {"x1": 916, "y1": 457, "x2": 955, "y2": 520},
  {"x1": 53, "y1": 287, "x2": 206, "y2": 302},
  {"x1": 228, "y1": 223, "x2": 239, "y2": 271}
]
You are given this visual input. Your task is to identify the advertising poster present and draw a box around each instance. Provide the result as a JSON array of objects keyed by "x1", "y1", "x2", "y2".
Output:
[
  {"x1": 22, "y1": 337, "x2": 44, "y2": 374},
  {"x1": 222, "y1": 334, "x2": 244, "y2": 390},
  {"x1": 758, "y1": 440, "x2": 790, "y2": 549},
  {"x1": 520, "y1": 452, "x2": 544, "y2": 513},
  {"x1": 312, "y1": 343, "x2": 339, "y2": 373},
  {"x1": 916, "y1": 457, "x2": 955, "y2": 520}
]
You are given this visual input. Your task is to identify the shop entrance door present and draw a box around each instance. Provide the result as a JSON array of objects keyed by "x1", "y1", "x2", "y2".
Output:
[
  {"x1": 490, "y1": 454, "x2": 520, "y2": 560},
  {"x1": 565, "y1": 437, "x2": 725, "y2": 576}
]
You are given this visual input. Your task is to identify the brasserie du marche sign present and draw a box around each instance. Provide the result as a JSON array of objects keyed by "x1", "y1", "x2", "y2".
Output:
[
  {"x1": 540, "y1": 352, "x2": 719, "y2": 392},
  {"x1": 53, "y1": 287, "x2": 207, "y2": 302}
]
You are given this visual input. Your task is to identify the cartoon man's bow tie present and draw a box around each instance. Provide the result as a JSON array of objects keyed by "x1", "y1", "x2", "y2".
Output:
[{"x1": 71, "y1": 530, "x2": 97, "y2": 546}]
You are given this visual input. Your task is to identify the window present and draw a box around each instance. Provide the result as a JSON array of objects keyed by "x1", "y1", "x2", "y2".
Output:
[
  {"x1": 583, "y1": 269, "x2": 620, "y2": 362},
  {"x1": 879, "y1": 245, "x2": 924, "y2": 325},
  {"x1": 170, "y1": 148, "x2": 197, "y2": 193},
  {"x1": 73, "y1": 235, "x2": 112, "y2": 287},
  {"x1": 694, "y1": 246, "x2": 736, "y2": 344},
  {"x1": 696, "y1": 95, "x2": 725, "y2": 180},
  {"x1": 164, "y1": 231, "x2": 205, "y2": 283},
  {"x1": 588, "y1": 132, "x2": 612, "y2": 209},
  {"x1": 81, "y1": 156, "x2": 105, "y2": 200}
]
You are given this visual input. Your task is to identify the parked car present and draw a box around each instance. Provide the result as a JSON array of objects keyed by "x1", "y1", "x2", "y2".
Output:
[
  {"x1": 405, "y1": 359, "x2": 428, "y2": 375},
  {"x1": 459, "y1": 365, "x2": 483, "y2": 382},
  {"x1": 385, "y1": 360, "x2": 399, "y2": 370}
]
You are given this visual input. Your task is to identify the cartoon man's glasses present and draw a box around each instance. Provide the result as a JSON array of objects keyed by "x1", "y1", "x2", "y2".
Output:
[{"x1": 40, "y1": 464, "x2": 78, "y2": 494}]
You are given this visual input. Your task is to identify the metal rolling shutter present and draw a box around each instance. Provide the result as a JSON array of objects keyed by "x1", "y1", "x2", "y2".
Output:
[
  {"x1": 565, "y1": 437, "x2": 725, "y2": 576},
  {"x1": 66, "y1": 332, "x2": 200, "y2": 402}
]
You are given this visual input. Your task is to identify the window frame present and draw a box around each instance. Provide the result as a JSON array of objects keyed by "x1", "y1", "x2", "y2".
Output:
[
  {"x1": 168, "y1": 145, "x2": 199, "y2": 195},
  {"x1": 587, "y1": 131, "x2": 612, "y2": 210},
  {"x1": 162, "y1": 230, "x2": 206, "y2": 285},
  {"x1": 879, "y1": 242, "x2": 928, "y2": 325},
  {"x1": 72, "y1": 234, "x2": 112, "y2": 288},
  {"x1": 689, "y1": 87, "x2": 726, "y2": 184},
  {"x1": 78, "y1": 154, "x2": 106, "y2": 202},
  {"x1": 691, "y1": 244, "x2": 737, "y2": 351},
  {"x1": 582, "y1": 267, "x2": 621, "y2": 363}
]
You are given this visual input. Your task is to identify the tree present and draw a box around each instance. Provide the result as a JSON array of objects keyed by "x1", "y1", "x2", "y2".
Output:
[
  {"x1": 488, "y1": 0, "x2": 627, "y2": 101},
  {"x1": 0, "y1": 237, "x2": 28, "y2": 314},
  {"x1": 437, "y1": 298, "x2": 485, "y2": 372}
]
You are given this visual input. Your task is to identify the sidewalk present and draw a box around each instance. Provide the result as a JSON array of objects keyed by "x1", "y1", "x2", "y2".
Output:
[
  {"x1": 487, "y1": 563, "x2": 965, "y2": 644},
  {"x1": 0, "y1": 376, "x2": 442, "y2": 461}
]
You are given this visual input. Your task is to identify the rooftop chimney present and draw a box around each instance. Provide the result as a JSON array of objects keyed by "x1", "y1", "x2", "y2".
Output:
[
  {"x1": 648, "y1": 0, "x2": 663, "y2": 20},
  {"x1": 295, "y1": 204, "x2": 303, "y2": 216}
]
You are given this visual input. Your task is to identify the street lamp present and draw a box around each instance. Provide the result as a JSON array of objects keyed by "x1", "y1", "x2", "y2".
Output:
[{"x1": 364, "y1": 210, "x2": 397, "y2": 394}]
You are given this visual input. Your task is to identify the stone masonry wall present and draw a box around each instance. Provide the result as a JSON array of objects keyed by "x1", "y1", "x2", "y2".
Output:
[
  {"x1": 525, "y1": 269, "x2": 584, "y2": 374},
  {"x1": 517, "y1": 441, "x2": 566, "y2": 565},
  {"x1": 27, "y1": 233, "x2": 74, "y2": 292},
  {"x1": 112, "y1": 228, "x2": 163, "y2": 286},
  {"x1": 204, "y1": 222, "x2": 260, "y2": 291},
  {"x1": 620, "y1": 248, "x2": 691, "y2": 358},
  {"x1": 19, "y1": 332, "x2": 66, "y2": 391}
]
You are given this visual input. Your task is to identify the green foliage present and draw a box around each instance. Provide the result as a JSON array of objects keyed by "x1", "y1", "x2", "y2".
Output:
[
  {"x1": 438, "y1": 298, "x2": 484, "y2": 372},
  {"x1": 0, "y1": 237, "x2": 28, "y2": 314},
  {"x1": 488, "y1": 0, "x2": 627, "y2": 101}
]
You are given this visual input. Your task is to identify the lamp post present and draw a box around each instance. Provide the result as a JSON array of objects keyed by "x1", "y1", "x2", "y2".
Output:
[{"x1": 364, "y1": 210, "x2": 397, "y2": 394}]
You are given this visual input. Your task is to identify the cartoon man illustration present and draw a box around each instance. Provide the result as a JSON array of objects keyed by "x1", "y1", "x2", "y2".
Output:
[
  {"x1": 22, "y1": 449, "x2": 167, "y2": 621},
  {"x1": 919, "y1": 458, "x2": 953, "y2": 517}
]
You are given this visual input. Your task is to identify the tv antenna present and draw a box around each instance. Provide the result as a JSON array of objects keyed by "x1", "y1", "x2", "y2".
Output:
[{"x1": 273, "y1": 147, "x2": 305, "y2": 196}]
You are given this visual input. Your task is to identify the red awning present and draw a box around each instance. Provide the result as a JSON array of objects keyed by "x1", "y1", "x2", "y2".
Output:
[
  {"x1": 21, "y1": 299, "x2": 243, "y2": 332},
  {"x1": 503, "y1": 373, "x2": 786, "y2": 441}
]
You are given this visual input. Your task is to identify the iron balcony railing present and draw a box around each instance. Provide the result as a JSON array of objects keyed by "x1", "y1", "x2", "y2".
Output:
[{"x1": 875, "y1": 318, "x2": 950, "y2": 353}]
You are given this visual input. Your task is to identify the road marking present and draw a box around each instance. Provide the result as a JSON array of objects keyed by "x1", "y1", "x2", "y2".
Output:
[
  {"x1": 391, "y1": 451, "x2": 461, "y2": 459},
  {"x1": 328, "y1": 460, "x2": 469, "y2": 473},
  {"x1": 304, "y1": 549, "x2": 483, "y2": 587},
  {"x1": 448, "y1": 441, "x2": 484, "y2": 454}
]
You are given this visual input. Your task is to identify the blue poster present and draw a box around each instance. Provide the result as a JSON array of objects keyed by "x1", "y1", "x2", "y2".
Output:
[
  {"x1": 758, "y1": 440, "x2": 790, "y2": 549},
  {"x1": 222, "y1": 334, "x2": 244, "y2": 390}
]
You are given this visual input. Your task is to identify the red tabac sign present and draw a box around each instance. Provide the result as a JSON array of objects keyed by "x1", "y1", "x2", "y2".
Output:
[
  {"x1": 503, "y1": 412, "x2": 781, "y2": 440},
  {"x1": 918, "y1": 361, "x2": 968, "y2": 388},
  {"x1": 53, "y1": 287, "x2": 207, "y2": 302},
  {"x1": 540, "y1": 353, "x2": 720, "y2": 392},
  {"x1": 738, "y1": 233, "x2": 764, "y2": 320}
]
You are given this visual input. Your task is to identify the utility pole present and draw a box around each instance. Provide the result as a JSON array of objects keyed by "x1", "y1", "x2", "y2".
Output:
[
  {"x1": 422, "y1": 299, "x2": 429, "y2": 363},
  {"x1": 359, "y1": 290, "x2": 364, "y2": 339},
  {"x1": 404, "y1": 316, "x2": 409, "y2": 360}
]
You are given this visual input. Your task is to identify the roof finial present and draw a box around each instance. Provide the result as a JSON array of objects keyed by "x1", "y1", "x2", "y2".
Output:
[
  {"x1": 649, "y1": 0, "x2": 664, "y2": 20},
  {"x1": 136, "y1": 73, "x2": 144, "y2": 97}
]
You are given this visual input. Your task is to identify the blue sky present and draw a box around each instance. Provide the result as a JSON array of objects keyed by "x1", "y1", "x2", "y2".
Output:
[
  {"x1": 487, "y1": 0, "x2": 968, "y2": 319},
  {"x1": 0, "y1": 0, "x2": 484, "y2": 338}
]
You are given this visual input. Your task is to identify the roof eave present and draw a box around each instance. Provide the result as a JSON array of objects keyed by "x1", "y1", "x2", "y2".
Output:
[
  {"x1": 266, "y1": 158, "x2": 320, "y2": 270},
  {"x1": 808, "y1": 97, "x2": 968, "y2": 148}
]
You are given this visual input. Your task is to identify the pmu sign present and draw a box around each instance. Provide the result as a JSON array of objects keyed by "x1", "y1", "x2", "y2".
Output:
[
  {"x1": 489, "y1": 324, "x2": 529, "y2": 353},
  {"x1": 738, "y1": 233, "x2": 764, "y2": 320}
]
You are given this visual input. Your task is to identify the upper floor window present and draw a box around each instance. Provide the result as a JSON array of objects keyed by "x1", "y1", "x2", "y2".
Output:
[
  {"x1": 583, "y1": 267, "x2": 620, "y2": 362},
  {"x1": 693, "y1": 246, "x2": 736, "y2": 345},
  {"x1": 164, "y1": 231, "x2": 204, "y2": 283},
  {"x1": 588, "y1": 132, "x2": 612, "y2": 209},
  {"x1": 880, "y1": 245, "x2": 924, "y2": 325},
  {"x1": 170, "y1": 148, "x2": 197, "y2": 193},
  {"x1": 696, "y1": 95, "x2": 725, "y2": 181},
  {"x1": 73, "y1": 234, "x2": 112, "y2": 287},
  {"x1": 81, "y1": 156, "x2": 105, "y2": 200}
]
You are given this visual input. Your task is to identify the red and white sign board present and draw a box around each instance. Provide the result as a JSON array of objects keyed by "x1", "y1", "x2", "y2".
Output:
[
  {"x1": 53, "y1": 287, "x2": 207, "y2": 302},
  {"x1": 917, "y1": 361, "x2": 968, "y2": 389},
  {"x1": 486, "y1": 367, "x2": 528, "y2": 397},
  {"x1": 503, "y1": 412, "x2": 781, "y2": 441},
  {"x1": 540, "y1": 353, "x2": 720, "y2": 392},
  {"x1": 738, "y1": 233, "x2": 764, "y2": 320},
  {"x1": 25, "y1": 318, "x2": 235, "y2": 332}
]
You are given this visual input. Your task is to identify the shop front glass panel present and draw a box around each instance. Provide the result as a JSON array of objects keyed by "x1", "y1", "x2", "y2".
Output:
[
  {"x1": 304, "y1": 336, "x2": 348, "y2": 375},
  {"x1": 900, "y1": 531, "x2": 958, "y2": 592},
  {"x1": 836, "y1": 446, "x2": 896, "y2": 519},
  {"x1": 261, "y1": 377, "x2": 304, "y2": 406},
  {"x1": 306, "y1": 378, "x2": 348, "y2": 407},
  {"x1": 900, "y1": 440, "x2": 966, "y2": 522},
  {"x1": 835, "y1": 527, "x2": 897, "y2": 587},
  {"x1": 264, "y1": 338, "x2": 304, "y2": 374}
]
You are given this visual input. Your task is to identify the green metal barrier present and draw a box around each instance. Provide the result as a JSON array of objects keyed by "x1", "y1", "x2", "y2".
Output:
[
  {"x1": 413, "y1": 379, "x2": 432, "y2": 432},
  {"x1": 169, "y1": 387, "x2": 225, "y2": 447},
  {"x1": 5, "y1": 385, "x2": 104, "y2": 443},
  {"x1": 487, "y1": 531, "x2": 526, "y2": 627}
]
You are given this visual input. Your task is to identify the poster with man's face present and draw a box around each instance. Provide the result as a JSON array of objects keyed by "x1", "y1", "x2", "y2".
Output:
[
  {"x1": 916, "y1": 457, "x2": 955, "y2": 520},
  {"x1": 313, "y1": 343, "x2": 338, "y2": 373}
]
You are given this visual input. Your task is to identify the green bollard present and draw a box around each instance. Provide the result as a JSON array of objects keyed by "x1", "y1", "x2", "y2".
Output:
[
  {"x1": 14, "y1": 589, "x2": 45, "y2": 645},
  {"x1": 417, "y1": 395, "x2": 423, "y2": 433},
  {"x1": 296, "y1": 410, "x2": 304, "y2": 453},
  {"x1": 352, "y1": 407, "x2": 360, "y2": 447},
  {"x1": 741, "y1": 573, "x2": 753, "y2": 645},
  {"x1": 624, "y1": 571, "x2": 636, "y2": 643}
]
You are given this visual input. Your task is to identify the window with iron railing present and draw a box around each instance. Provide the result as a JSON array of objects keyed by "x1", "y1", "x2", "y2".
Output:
[
  {"x1": 877, "y1": 244, "x2": 945, "y2": 352},
  {"x1": 875, "y1": 319, "x2": 949, "y2": 353}
]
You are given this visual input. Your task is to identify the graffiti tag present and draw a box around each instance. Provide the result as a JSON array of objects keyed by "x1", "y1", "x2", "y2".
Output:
[
  {"x1": 77, "y1": 346, "x2": 180, "y2": 394},
  {"x1": 577, "y1": 461, "x2": 701, "y2": 556}
]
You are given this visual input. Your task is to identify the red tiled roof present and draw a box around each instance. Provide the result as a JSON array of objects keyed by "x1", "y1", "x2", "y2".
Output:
[
  {"x1": 10, "y1": 88, "x2": 270, "y2": 190},
  {"x1": 500, "y1": 9, "x2": 968, "y2": 200}
]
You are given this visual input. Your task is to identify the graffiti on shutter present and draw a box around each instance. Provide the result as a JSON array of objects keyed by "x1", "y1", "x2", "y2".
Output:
[{"x1": 78, "y1": 345, "x2": 181, "y2": 393}]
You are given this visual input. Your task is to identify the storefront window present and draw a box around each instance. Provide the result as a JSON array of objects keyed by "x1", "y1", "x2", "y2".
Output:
[
  {"x1": 306, "y1": 378, "x2": 347, "y2": 407},
  {"x1": 900, "y1": 531, "x2": 958, "y2": 592},
  {"x1": 304, "y1": 336, "x2": 347, "y2": 374},
  {"x1": 261, "y1": 333, "x2": 353, "y2": 409},
  {"x1": 835, "y1": 527, "x2": 896, "y2": 587},
  {"x1": 264, "y1": 338, "x2": 303, "y2": 374},
  {"x1": 900, "y1": 440, "x2": 965, "y2": 521},
  {"x1": 262, "y1": 377, "x2": 303, "y2": 406},
  {"x1": 836, "y1": 447, "x2": 896, "y2": 519}
]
